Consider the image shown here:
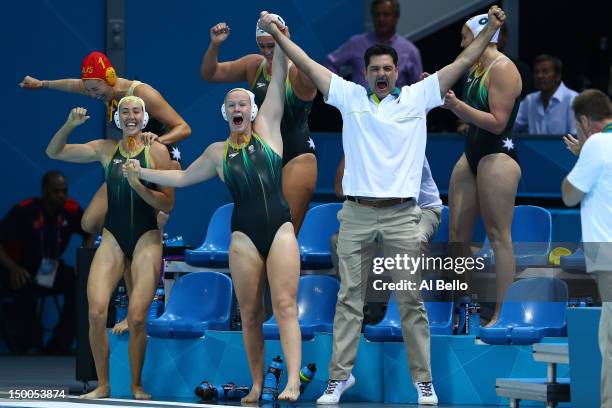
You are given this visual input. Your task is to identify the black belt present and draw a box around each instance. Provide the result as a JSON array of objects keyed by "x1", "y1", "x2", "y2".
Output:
[{"x1": 346, "y1": 196, "x2": 414, "y2": 208}]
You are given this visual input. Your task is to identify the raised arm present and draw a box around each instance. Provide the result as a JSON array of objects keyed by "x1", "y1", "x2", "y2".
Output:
[
  {"x1": 259, "y1": 11, "x2": 332, "y2": 98},
  {"x1": 133, "y1": 84, "x2": 191, "y2": 145},
  {"x1": 200, "y1": 22, "x2": 261, "y2": 83},
  {"x1": 46, "y1": 107, "x2": 111, "y2": 163},
  {"x1": 125, "y1": 143, "x2": 175, "y2": 213},
  {"x1": 19, "y1": 76, "x2": 88, "y2": 95},
  {"x1": 437, "y1": 5, "x2": 505, "y2": 96},
  {"x1": 126, "y1": 142, "x2": 224, "y2": 188},
  {"x1": 256, "y1": 23, "x2": 288, "y2": 132}
]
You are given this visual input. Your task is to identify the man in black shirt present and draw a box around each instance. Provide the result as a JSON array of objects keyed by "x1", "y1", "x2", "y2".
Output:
[{"x1": 0, "y1": 171, "x2": 90, "y2": 354}]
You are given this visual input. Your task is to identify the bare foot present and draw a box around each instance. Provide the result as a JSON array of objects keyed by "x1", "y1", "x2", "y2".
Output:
[
  {"x1": 241, "y1": 385, "x2": 261, "y2": 403},
  {"x1": 111, "y1": 318, "x2": 129, "y2": 335},
  {"x1": 80, "y1": 385, "x2": 110, "y2": 399},
  {"x1": 131, "y1": 385, "x2": 151, "y2": 400},
  {"x1": 278, "y1": 382, "x2": 300, "y2": 401}
]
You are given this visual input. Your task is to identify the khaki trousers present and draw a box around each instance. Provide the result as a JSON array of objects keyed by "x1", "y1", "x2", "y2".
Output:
[{"x1": 328, "y1": 200, "x2": 432, "y2": 382}]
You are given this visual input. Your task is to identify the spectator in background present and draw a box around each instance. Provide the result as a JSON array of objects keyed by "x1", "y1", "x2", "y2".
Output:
[
  {"x1": 325, "y1": 0, "x2": 422, "y2": 87},
  {"x1": 561, "y1": 89, "x2": 612, "y2": 408},
  {"x1": 0, "y1": 171, "x2": 90, "y2": 354},
  {"x1": 514, "y1": 54, "x2": 578, "y2": 135}
]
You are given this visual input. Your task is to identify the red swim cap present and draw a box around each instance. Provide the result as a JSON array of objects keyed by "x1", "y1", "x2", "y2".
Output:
[{"x1": 81, "y1": 51, "x2": 116, "y2": 86}]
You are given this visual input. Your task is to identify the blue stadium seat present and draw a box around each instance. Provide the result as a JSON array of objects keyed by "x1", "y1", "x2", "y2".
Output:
[
  {"x1": 263, "y1": 275, "x2": 340, "y2": 340},
  {"x1": 184, "y1": 203, "x2": 233, "y2": 267},
  {"x1": 364, "y1": 294, "x2": 402, "y2": 342},
  {"x1": 364, "y1": 294, "x2": 454, "y2": 341},
  {"x1": 424, "y1": 301, "x2": 454, "y2": 335},
  {"x1": 147, "y1": 272, "x2": 233, "y2": 339},
  {"x1": 477, "y1": 205, "x2": 552, "y2": 269},
  {"x1": 559, "y1": 246, "x2": 586, "y2": 273},
  {"x1": 479, "y1": 277, "x2": 568, "y2": 345},
  {"x1": 298, "y1": 203, "x2": 342, "y2": 268}
]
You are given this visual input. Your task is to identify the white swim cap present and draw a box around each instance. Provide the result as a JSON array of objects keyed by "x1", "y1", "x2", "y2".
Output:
[
  {"x1": 256, "y1": 13, "x2": 286, "y2": 38},
  {"x1": 465, "y1": 14, "x2": 499, "y2": 44}
]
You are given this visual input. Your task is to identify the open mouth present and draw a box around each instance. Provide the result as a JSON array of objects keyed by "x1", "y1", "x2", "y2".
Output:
[
  {"x1": 124, "y1": 121, "x2": 137, "y2": 129},
  {"x1": 232, "y1": 116, "x2": 244, "y2": 126},
  {"x1": 376, "y1": 79, "x2": 388, "y2": 90}
]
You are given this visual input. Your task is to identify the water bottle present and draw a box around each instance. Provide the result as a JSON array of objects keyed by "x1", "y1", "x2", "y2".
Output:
[
  {"x1": 164, "y1": 235, "x2": 184, "y2": 247},
  {"x1": 467, "y1": 300, "x2": 481, "y2": 336},
  {"x1": 454, "y1": 296, "x2": 470, "y2": 335},
  {"x1": 115, "y1": 284, "x2": 128, "y2": 324},
  {"x1": 261, "y1": 355, "x2": 283, "y2": 401},
  {"x1": 233, "y1": 302, "x2": 242, "y2": 330},
  {"x1": 148, "y1": 288, "x2": 165, "y2": 320},
  {"x1": 299, "y1": 363, "x2": 316, "y2": 393},
  {"x1": 195, "y1": 381, "x2": 249, "y2": 401}
]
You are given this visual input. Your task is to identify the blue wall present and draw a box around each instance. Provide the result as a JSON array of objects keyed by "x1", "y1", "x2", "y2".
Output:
[
  {"x1": 2, "y1": 1, "x2": 363, "y2": 248},
  {"x1": 1, "y1": 0, "x2": 107, "y2": 260}
]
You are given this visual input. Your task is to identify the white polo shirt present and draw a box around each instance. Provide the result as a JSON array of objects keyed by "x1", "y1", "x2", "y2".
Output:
[
  {"x1": 566, "y1": 129, "x2": 612, "y2": 272},
  {"x1": 326, "y1": 73, "x2": 442, "y2": 198},
  {"x1": 418, "y1": 157, "x2": 443, "y2": 209}
]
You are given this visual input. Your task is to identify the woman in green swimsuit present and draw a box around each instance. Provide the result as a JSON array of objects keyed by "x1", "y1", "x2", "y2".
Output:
[
  {"x1": 46, "y1": 96, "x2": 174, "y2": 400},
  {"x1": 443, "y1": 13, "x2": 522, "y2": 326},
  {"x1": 21, "y1": 51, "x2": 189, "y2": 334},
  {"x1": 200, "y1": 17, "x2": 318, "y2": 233},
  {"x1": 125, "y1": 18, "x2": 302, "y2": 402}
]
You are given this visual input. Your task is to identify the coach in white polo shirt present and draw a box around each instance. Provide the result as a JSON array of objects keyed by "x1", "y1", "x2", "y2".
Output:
[
  {"x1": 562, "y1": 89, "x2": 612, "y2": 408},
  {"x1": 259, "y1": 6, "x2": 505, "y2": 405}
]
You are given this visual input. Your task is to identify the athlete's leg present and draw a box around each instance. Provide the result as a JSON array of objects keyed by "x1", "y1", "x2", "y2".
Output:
[
  {"x1": 81, "y1": 183, "x2": 108, "y2": 235},
  {"x1": 228, "y1": 232, "x2": 266, "y2": 403},
  {"x1": 477, "y1": 154, "x2": 521, "y2": 326},
  {"x1": 282, "y1": 153, "x2": 317, "y2": 233},
  {"x1": 448, "y1": 155, "x2": 481, "y2": 250},
  {"x1": 80, "y1": 229, "x2": 126, "y2": 399},
  {"x1": 266, "y1": 222, "x2": 301, "y2": 401},
  {"x1": 448, "y1": 155, "x2": 481, "y2": 329},
  {"x1": 111, "y1": 265, "x2": 132, "y2": 335},
  {"x1": 126, "y1": 229, "x2": 162, "y2": 400}
]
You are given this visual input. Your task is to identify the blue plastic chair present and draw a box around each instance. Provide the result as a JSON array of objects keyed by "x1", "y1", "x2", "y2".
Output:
[
  {"x1": 479, "y1": 277, "x2": 568, "y2": 345},
  {"x1": 559, "y1": 246, "x2": 586, "y2": 273},
  {"x1": 364, "y1": 293, "x2": 402, "y2": 342},
  {"x1": 424, "y1": 301, "x2": 454, "y2": 335},
  {"x1": 263, "y1": 275, "x2": 340, "y2": 340},
  {"x1": 298, "y1": 203, "x2": 342, "y2": 269},
  {"x1": 147, "y1": 272, "x2": 233, "y2": 339},
  {"x1": 185, "y1": 203, "x2": 233, "y2": 267},
  {"x1": 364, "y1": 293, "x2": 454, "y2": 341},
  {"x1": 477, "y1": 205, "x2": 552, "y2": 269}
]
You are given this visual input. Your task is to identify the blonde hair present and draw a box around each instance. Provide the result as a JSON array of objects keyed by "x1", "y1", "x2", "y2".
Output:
[{"x1": 117, "y1": 95, "x2": 146, "y2": 111}]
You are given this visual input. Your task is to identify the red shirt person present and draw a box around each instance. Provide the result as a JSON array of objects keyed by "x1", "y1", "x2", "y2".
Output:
[{"x1": 0, "y1": 171, "x2": 90, "y2": 354}]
